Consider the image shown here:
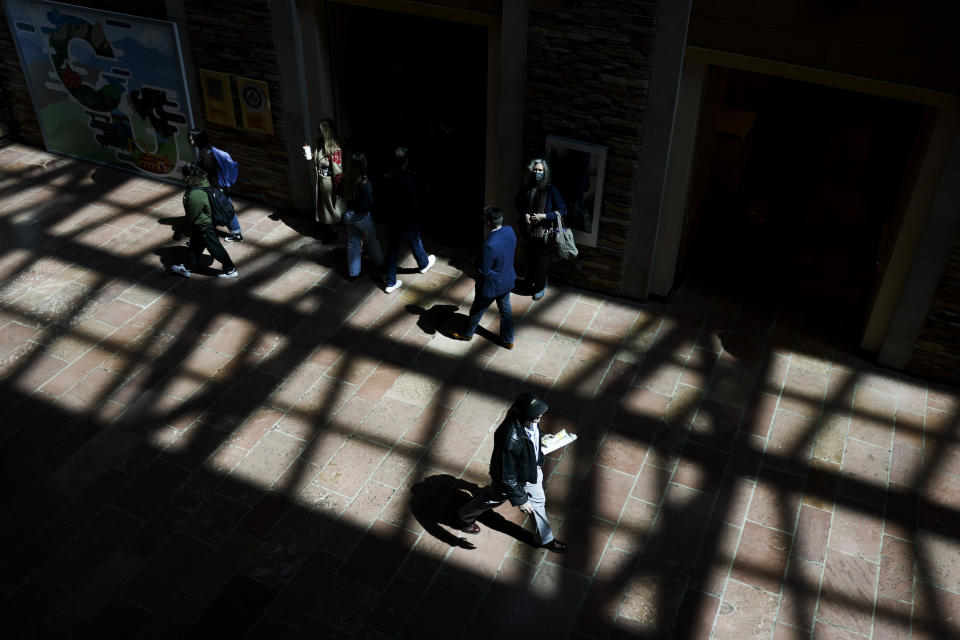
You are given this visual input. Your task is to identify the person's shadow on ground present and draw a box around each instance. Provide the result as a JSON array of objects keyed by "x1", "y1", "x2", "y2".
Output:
[
  {"x1": 410, "y1": 474, "x2": 538, "y2": 550},
  {"x1": 407, "y1": 304, "x2": 459, "y2": 337},
  {"x1": 407, "y1": 304, "x2": 503, "y2": 346}
]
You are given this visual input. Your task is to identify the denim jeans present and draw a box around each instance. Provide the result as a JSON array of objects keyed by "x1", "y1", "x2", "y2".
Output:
[
  {"x1": 385, "y1": 226, "x2": 430, "y2": 287},
  {"x1": 215, "y1": 189, "x2": 241, "y2": 235},
  {"x1": 463, "y1": 290, "x2": 514, "y2": 343},
  {"x1": 344, "y1": 210, "x2": 382, "y2": 277},
  {"x1": 226, "y1": 211, "x2": 241, "y2": 235},
  {"x1": 526, "y1": 236, "x2": 549, "y2": 295}
]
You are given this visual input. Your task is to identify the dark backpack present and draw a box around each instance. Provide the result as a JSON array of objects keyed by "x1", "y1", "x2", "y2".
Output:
[{"x1": 199, "y1": 186, "x2": 236, "y2": 227}]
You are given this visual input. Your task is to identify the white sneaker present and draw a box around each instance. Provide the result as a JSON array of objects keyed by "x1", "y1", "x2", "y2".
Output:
[
  {"x1": 170, "y1": 264, "x2": 191, "y2": 278},
  {"x1": 419, "y1": 254, "x2": 436, "y2": 274},
  {"x1": 384, "y1": 280, "x2": 403, "y2": 294},
  {"x1": 218, "y1": 268, "x2": 239, "y2": 279}
]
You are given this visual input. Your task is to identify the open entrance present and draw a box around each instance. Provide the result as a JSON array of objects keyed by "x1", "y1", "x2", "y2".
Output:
[
  {"x1": 677, "y1": 68, "x2": 927, "y2": 346},
  {"x1": 325, "y1": 3, "x2": 488, "y2": 248}
]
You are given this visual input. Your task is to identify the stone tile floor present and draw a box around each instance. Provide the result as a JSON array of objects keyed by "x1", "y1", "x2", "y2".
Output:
[{"x1": 0, "y1": 144, "x2": 959, "y2": 639}]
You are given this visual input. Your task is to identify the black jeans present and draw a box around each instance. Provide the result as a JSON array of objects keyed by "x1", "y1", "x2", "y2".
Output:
[
  {"x1": 525, "y1": 236, "x2": 549, "y2": 293},
  {"x1": 187, "y1": 224, "x2": 235, "y2": 272}
]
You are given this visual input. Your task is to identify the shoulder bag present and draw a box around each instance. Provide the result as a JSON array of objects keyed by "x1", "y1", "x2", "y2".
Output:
[{"x1": 550, "y1": 214, "x2": 578, "y2": 260}]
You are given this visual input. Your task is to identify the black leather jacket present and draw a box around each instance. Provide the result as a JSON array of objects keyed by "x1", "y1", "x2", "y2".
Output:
[{"x1": 489, "y1": 412, "x2": 544, "y2": 506}]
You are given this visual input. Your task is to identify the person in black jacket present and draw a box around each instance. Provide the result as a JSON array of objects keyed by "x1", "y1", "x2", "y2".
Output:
[
  {"x1": 514, "y1": 158, "x2": 566, "y2": 300},
  {"x1": 379, "y1": 146, "x2": 435, "y2": 294},
  {"x1": 457, "y1": 392, "x2": 568, "y2": 553}
]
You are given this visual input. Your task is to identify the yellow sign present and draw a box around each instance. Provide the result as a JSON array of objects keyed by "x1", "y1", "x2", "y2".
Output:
[
  {"x1": 198, "y1": 69, "x2": 235, "y2": 127},
  {"x1": 236, "y1": 77, "x2": 274, "y2": 134}
]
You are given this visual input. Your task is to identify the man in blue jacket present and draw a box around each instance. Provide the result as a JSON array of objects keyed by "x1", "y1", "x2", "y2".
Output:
[
  {"x1": 456, "y1": 392, "x2": 567, "y2": 553},
  {"x1": 452, "y1": 206, "x2": 516, "y2": 349}
]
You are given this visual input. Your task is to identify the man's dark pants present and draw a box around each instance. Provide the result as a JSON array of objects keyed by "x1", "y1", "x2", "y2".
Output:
[
  {"x1": 462, "y1": 291, "x2": 514, "y2": 343},
  {"x1": 187, "y1": 225, "x2": 235, "y2": 272}
]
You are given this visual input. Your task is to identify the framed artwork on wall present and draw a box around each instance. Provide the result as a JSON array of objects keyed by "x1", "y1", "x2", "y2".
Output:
[
  {"x1": 236, "y1": 76, "x2": 273, "y2": 134},
  {"x1": 198, "y1": 68, "x2": 235, "y2": 127},
  {"x1": 545, "y1": 135, "x2": 608, "y2": 248},
  {"x1": 4, "y1": 0, "x2": 195, "y2": 178}
]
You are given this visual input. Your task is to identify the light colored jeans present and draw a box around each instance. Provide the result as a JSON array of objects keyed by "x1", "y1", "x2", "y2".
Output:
[
  {"x1": 344, "y1": 209, "x2": 382, "y2": 277},
  {"x1": 457, "y1": 466, "x2": 553, "y2": 544}
]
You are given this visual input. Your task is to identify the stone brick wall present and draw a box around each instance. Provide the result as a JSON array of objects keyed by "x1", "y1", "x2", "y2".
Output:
[
  {"x1": 0, "y1": 4, "x2": 43, "y2": 145},
  {"x1": 906, "y1": 235, "x2": 960, "y2": 385},
  {"x1": 523, "y1": 0, "x2": 657, "y2": 295},
  {"x1": 181, "y1": 0, "x2": 293, "y2": 208}
]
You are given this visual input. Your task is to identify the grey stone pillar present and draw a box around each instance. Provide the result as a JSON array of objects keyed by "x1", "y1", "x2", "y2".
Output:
[
  {"x1": 621, "y1": 0, "x2": 692, "y2": 299},
  {"x1": 878, "y1": 130, "x2": 960, "y2": 367},
  {"x1": 495, "y1": 0, "x2": 529, "y2": 222},
  {"x1": 270, "y1": 0, "x2": 313, "y2": 213},
  {"x1": 164, "y1": 0, "x2": 202, "y2": 128},
  {"x1": 649, "y1": 58, "x2": 707, "y2": 297}
]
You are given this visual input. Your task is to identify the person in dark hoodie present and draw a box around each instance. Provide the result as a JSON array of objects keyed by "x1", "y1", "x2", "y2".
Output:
[
  {"x1": 378, "y1": 146, "x2": 435, "y2": 294},
  {"x1": 456, "y1": 392, "x2": 568, "y2": 553},
  {"x1": 170, "y1": 163, "x2": 238, "y2": 279}
]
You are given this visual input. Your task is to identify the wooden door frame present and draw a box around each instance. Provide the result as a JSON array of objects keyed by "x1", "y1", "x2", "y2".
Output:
[{"x1": 305, "y1": 0, "x2": 520, "y2": 212}]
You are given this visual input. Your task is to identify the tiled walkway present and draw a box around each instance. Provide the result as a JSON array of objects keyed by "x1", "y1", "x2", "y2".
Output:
[{"x1": 1, "y1": 144, "x2": 959, "y2": 639}]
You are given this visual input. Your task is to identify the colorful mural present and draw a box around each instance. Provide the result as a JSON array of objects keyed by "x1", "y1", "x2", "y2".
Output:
[{"x1": 4, "y1": 0, "x2": 194, "y2": 177}]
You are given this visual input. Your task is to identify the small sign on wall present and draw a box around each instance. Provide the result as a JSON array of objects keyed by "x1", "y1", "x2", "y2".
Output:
[
  {"x1": 198, "y1": 68, "x2": 236, "y2": 127},
  {"x1": 236, "y1": 76, "x2": 273, "y2": 135}
]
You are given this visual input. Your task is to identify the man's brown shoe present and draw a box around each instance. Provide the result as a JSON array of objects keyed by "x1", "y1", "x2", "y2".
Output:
[
  {"x1": 451, "y1": 332, "x2": 473, "y2": 342},
  {"x1": 461, "y1": 522, "x2": 481, "y2": 535},
  {"x1": 502, "y1": 341, "x2": 514, "y2": 350},
  {"x1": 542, "y1": 539, "x2": 567, "y2": 553}
]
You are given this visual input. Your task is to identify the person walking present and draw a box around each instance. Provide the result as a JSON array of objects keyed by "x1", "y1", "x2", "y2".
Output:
[
  {"x1": 379, "y1": 146, "x2": 435, "y2": 294},
  {"x1": 457, "y1": 392, "x2": 568, "y2": 553},
  {"x1": 188, "y1": 128, "x2": 243, "y2": 242},
  {"x1": 514, "y1": 158, "x2": 566, "y2": 300},
  {"x1": 305, "y1": 118, "x2": 345, "y2": 243},
  {"x1": 342, "y1": 152, "x2": 383, "y2": 280},
  {"x1": 451, "y1": 206, "x2": 516, "y2": 349},
  {"x1": 170, "y1": 163, "x2": 238, "y2": 279}
]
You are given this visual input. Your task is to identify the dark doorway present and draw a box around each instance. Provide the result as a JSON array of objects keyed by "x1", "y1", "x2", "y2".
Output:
[
  {"x1": 325, "y1": 3, "x2": 488, "y2": 249},
  {"x1": 678, "y1": 68, "x2": 926, "y2": 346}
]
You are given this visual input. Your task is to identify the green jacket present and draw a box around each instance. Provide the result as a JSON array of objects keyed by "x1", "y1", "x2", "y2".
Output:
[{"x1": 182, "y1": 178, "x2": 213, "y2": 228}]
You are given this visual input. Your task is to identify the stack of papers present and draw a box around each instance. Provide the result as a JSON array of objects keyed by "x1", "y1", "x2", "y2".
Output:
[{"x1": 541, "y1": 429, "x2": 578, "y2": 454}]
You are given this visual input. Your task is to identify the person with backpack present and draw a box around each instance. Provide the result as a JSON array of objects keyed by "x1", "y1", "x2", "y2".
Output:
[
  {"x1": 188, "y1": 128, "x2": 243, "y2": 242},
  {"x1": 170, "y1": 163, "x2": 238, "y2": 279}
]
